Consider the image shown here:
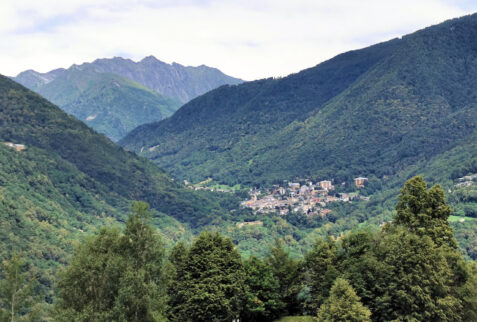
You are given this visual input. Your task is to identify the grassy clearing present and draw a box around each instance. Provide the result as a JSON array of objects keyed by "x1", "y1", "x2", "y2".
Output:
[{"x1": 449, "y1": 215, "x2": 477, "y2": 222}]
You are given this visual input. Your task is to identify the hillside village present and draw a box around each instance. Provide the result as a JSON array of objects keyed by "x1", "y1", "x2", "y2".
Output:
[
  {"x1": 241, "y1": 177, "x2": 369, "y2": 217},
  {"x1": 455, "y1": 174, "x2": 477, "y2": 187}
]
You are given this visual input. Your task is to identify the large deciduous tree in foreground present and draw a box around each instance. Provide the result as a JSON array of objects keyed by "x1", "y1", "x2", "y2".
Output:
[{"x1": 54, "y1": 202, "x2": 166, "y2": 322}]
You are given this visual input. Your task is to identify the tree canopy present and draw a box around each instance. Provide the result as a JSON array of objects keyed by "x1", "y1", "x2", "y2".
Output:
[
  {"x1": 317, "y1": 277, "x2": 371, "y2": 322},
  {"x1": 54, "y1": 202, "x2": 166, "y2": 321}
]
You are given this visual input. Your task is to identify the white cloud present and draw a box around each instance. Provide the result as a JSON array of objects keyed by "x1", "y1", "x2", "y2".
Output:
[{"x1": 0, "y1": 0, "x2": 476, "y2": 80}]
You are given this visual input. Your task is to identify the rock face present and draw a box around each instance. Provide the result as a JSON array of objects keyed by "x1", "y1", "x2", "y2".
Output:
[
  {"x1": 14, "y1": 68, "x2": 65, "y2": 91},
  {"x1": 14, "y1": 56, "x2": 243, "y2": 103},
  {"x1": 87, "y1": 56, "x2": 243, "y2": 103}
]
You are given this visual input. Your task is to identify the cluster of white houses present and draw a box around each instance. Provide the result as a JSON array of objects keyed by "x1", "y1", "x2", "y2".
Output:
[
  {"x1": 241, "y1": 178, "x2": 368, "y2": 216},
  {"x1": 455, "y1": 174, "x2": 477, "y2": 188}
]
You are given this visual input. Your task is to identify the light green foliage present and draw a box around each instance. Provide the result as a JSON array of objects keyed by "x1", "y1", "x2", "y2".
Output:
[
  {"x1": 242, "y1": 256, "x2": 284, "y2": 321},
  {"x1": 274, "y1": 317, "x2": 316, "y2": 322},
  {"x1": 36, "y1": 71, "x2": 180, "y2": 142},
  {"x1": 54, "y1": 202, "x2": 166, "y2": 321},
  {"x1": 172, "y1": 232, "x2": 246, "y2": 322},
  {"x1": 0, "y1": 253, "x2": 42, "y2": 322},
  {"x1": 394, "y1": 176, "x2": 456, "y2": 248},
  {"x1": 317, "y1": 278, "x2": 371, "y2": 322}
]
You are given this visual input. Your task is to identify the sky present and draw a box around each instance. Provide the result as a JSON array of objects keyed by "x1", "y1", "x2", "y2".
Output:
[{"x1": 1, "y1": 0, "x2": 477, "y2": 81}]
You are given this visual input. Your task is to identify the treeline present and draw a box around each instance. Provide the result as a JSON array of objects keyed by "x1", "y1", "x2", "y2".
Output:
[{"x1": 1, "y1": 177, "x2": 477, "y2": 321}]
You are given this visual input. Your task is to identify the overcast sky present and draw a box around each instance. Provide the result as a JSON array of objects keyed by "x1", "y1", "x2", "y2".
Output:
[{"x1": 1, "y1": 0, "x2": 477, "y2": 81}]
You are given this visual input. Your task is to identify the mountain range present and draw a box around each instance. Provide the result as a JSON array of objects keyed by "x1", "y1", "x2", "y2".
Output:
[
  {"x1": 2, "y1": 14, "x2": 477, "y2": 305},
  {"x1": 120, "y1": 14, "x2": 477, "y2": 190},
  {"x1": 13, "y1": 56, "x2": 242, "y2": 140}
]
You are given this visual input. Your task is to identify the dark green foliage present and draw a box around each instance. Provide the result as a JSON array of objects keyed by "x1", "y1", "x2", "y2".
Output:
[
  {"x1": 172, "y1": 232, "x2": 246, "y2": 322},
  {"x1": 266, "y1": 240, "x2": 303, "y2": 316},
  {"x1": 121, "y1": 14, "x2": 477, "y2": 189},
  {"x1": 118, "y1": 15, "x2": 477, "y2": 256},
  {"x1": 349, "y1": 130, "x2": 477, "y2": 260},
  {"x1": 0, "y1": 74, "x2": 242, "y2": 297},
  {"x1": 335, "y1": 230, "x2": 385, "y2": 317},
  {"x1": 54, "y1": 202, "x2": 166, "y2": 321},
  {"x1": 304, "y1": 238, "x2": 339, "y2": 313},
  {"x1": 165, "y1": 242, "x2": 188, "y2": 321},
  {"x1": 304, "y1": 228, "x2": 476, "y2": 321},
  {"x1": 241, "y1": 256, "x2": 284, "y2": 321},
  {"x1": 0, "y1": 74, "x2": 239, "y2": 224},
  {"x1": 300, "y1": 177, "x2": 477, "y2": 321},
  {"x1": 372, "y1": 228, "x2": 461, "y2": 321},
  {"x1": 316, "y1": 278, "x2": 371, "y2": 322}
]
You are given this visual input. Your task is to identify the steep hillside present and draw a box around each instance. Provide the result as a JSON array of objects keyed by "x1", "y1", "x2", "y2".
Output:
[
  {"x1": 14, "y1": 68, "x2": 179, "y2": 141},
  {"x1": 0, "y1": 75, "x2": 239, "y2": 223},
  {"x1": 0, "y1": 75, "x2": 242, "y2": 297},
  {"x1": 121, "y1": 14, "x2": 477, "y2": 187}
]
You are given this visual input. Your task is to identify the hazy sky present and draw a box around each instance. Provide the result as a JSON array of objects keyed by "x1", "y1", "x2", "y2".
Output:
[{"x1": 1, "y1": 0, "x2": 477, "y2": 80}]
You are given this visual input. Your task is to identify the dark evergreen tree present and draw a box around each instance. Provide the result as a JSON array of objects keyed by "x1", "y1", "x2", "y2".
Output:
[
  {"x1": 165, "y1": 242, "x2": 188, "y2": 321},
  {"x1": 304, "y1": 177, "x2": 477, "y2": 321},
  {"x1": 338, "y1": 230, "x2": 387, "y2": 316},
  {"x1": 304, "y1": 238, "x2": 339, "y2": 314},
  {"x1": 266, "y1": 240, "x2": 303, "y2": 316},
  {"x1": 391, "y1": 176, "x2": 477, "y2": 320},
  {"x1": 174, "y1": 232, "x2": 246, "y2": 322},
  {"x1": 241, "y1": 256, "x2": 284, "y2": 321},
  {"x1": 373, "y1": 228, "x2": 461, "y2": 321}
]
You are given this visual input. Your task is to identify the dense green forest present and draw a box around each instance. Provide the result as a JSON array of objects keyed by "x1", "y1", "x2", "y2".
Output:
[
  {"x1": 2, "y1": 13, "x2": 477, "y2": 321},
  {"x1": 121, "y1": 13, "x2": 477, "y2": 187},
  {"x1": 37, "y1": 70, "x2": 180, "y2": 141},
  {"x1": 14, "y1": 68, "x2": 180, "y2": 141},
  {"x1": 118, "y1": 13, "x2": 477, "y2": 261},
  {"x1": 0, "y1": 74, "x2": 244, "y2": 300},
  {"x1": 2, "y1": 178, "x2": 476, "y2": 321},
  {"x1": 1, "y1": 68, "x2": 476, "y2": 310}
]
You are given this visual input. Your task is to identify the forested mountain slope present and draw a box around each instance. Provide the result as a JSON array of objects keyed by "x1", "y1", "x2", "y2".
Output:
[
  {"x1": 121, "y1": 14, "x2": 477, "y2": 187},
  {"x1": 0, "y1": 75, "x2": 240, "y2": 296}
]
